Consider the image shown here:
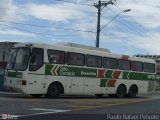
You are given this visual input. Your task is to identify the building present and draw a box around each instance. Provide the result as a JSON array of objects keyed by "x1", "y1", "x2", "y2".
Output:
[{"x1": 0, "y1": 42, "x2": 17, "y2": 68}]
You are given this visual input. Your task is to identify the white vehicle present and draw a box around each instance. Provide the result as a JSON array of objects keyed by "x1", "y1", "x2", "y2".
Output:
[{"x1": 4, "y1": 42, "x2": 156, "y2": 98}]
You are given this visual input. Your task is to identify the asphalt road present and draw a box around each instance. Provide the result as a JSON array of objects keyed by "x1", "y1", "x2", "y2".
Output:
[{"x1": 0, "y1": 92, "x2": 160, "y2": 120}]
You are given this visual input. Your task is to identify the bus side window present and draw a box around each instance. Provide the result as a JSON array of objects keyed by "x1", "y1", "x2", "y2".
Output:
[
  {"x1": 29, "y1": 48, "x2": 44, "y2": 71},
  {"x1": 103, "y1": 57, "x2": 117, "y2": 69},
  {"x1": 131, "y1": 61, "x2": 143, "y2": 72},
  {"x1": 143, "y1": 63, "x2": 155, "y2": 73},
  {"x1": 86, "y1": 55, "x2": 102, "y2": 68},
  {"x1": 67, "y1": 52, "x2": 85, "y2": 66},
  {"x1": 47, "y1": 50, "x2": 65, "y2": 64},
  {"x1": 118, "y1": 59, "x2": 131, "y2": 70}
]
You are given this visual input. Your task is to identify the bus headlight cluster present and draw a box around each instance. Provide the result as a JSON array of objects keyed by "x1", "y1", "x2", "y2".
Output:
[{"x1": 20, "y1": 80, "x2": 27, "y2": 85}]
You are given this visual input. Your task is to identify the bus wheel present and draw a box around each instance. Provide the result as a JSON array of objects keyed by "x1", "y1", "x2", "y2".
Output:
[
  {"x1": 95, "y1": 94, "x2": 103, "y2": 98},
  {"x1": 46, "y1": 84, "x2": 61, "y2": 98},
  {"x1": 116, "y1": 84, "x2": 126, "y2": 98},
  {"x1": 128, "y1": 85, "x2": 138, "y2": 98},
  {"x1": 31, "y1": 94, "x2": 42, "y2": 98}
]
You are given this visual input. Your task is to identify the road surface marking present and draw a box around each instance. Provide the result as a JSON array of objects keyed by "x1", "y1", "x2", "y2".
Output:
[
  {"x1": 68, "y1": 99, "x2": 150, "y2": 111},
  {"x1": 68, "y1": 106, "x2": 95, "y2": 109},
  {"x1": 30, "y1": 108, "x2": 70, "y2": 112},
  {"x1": 17, "y1": 108, "x2": 70, "y2": 118}
]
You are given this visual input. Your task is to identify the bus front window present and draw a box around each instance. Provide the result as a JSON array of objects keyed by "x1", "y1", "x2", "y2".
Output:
[
  {"x1": 7, "y1": 49, "x2": 18, "y2": 70},
  {"x1": 7, "y1": 48, "x2": 30, "y2": 71}
]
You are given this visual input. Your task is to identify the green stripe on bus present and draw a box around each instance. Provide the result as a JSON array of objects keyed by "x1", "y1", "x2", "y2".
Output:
[
  {"x1": 100, "y1": 79, "x2": 108, "y2": 87},
  {"x1": 45, "y1": 65, "x2": 97, "y2": 77},
  {"x1": 45, "y1": 65, "x2": 53, "y2": 75},
  {"x1": 45, "y1": 65, "x2": 156, "y2": 81},
  {"x1": 123, "y1": 72, "x2": 129, "y2": 79},
  {"x1": 105, "y1": 70, "x2": 112, "y2": 78},
  {"x1": 7, "y1": 72, "x2": 22, "y2": 78},
  {"x1": 128, "y1": 72, "x2": 155, "y2": 81}
]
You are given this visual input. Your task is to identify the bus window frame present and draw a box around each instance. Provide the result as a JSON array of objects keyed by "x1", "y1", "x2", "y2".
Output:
[
  {"x1": 67, "y1": 52, "x2": 85, "y2": 66},
  {"x1": 47, "y1": 49, "x2": 65, "y2": 64},
  {"x1": 118, "y1": 59, "x2": 131, "y2": 70},
  {"x1": 29, "y1": 48, "x2": 44, "y2": 71},
  {"x1": 131, "y1": 61, "x2": 143, "y2": 72},
  {"x1": 143, "y1": 62, "x2": 155, "y2": 73},
  {"x1": 103, "y1": 57, "x2": 117, "y2": 69},
  {"x1": 86, "y1": 54, "x2": 102, "y2": 68}
]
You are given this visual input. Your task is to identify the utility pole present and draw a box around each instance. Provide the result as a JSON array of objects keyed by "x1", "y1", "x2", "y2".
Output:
[{"x1": 94, "y1": 0, "x2": 114, "y2": 48}]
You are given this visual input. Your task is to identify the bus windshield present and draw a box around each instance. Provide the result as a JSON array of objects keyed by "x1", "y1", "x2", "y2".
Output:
[{"x1": 7, "y1": 47, "x2": 30, "y2": 71}]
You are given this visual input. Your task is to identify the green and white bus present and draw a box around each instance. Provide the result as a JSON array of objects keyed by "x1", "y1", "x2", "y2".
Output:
[{"x1": 4, "y1": 42, "x2": 156, "y2": 98}]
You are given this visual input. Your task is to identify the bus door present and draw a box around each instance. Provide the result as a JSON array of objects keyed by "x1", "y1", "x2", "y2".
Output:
[
  {"x1": 69, "y1": 77, "x2": 84, "y2": 95},
  {"x1": 64, "y1": 77, "x2": 72, "y2": 94},
  {"x1": 28, "y1": 48, "x2": 45, "y2": 94},
  {"x1": 84, "y1": 78, "x2": 100, "y2": 94}
]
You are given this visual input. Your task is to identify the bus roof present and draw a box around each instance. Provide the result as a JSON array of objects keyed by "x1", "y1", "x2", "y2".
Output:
[{"x1": 58, "y1": 43, "x2": 111, "y2": 53}]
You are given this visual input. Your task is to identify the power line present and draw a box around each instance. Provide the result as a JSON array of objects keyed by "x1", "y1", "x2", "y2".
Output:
[
  {"x1": 102, "y1": 15, "x2": 149, "y2": 38},
  {"x1": 106, "y1": 7, "x2": 148, "y2": 36},
  {"x1": 0, "y1": 20, "x2": 95, "y2": 33},
  {"x1": 101, "y1": 15, "x2": 144, "y2": 37},
  {"x1": 55, "y1": 0, "x2": 91, "y2": 6},
  {"x1": 0, "y1": 24, "x2": 88, "y2": 37},
  {"x1": 0, "y1": 7, "x2": 92, "y2": 14},
  {"x1": 101, "y1": 10, "x2": 160, "y2": 46},
  {"x1": 109, "y1": 5, "x2": 160, "y2": 41},
  {"x1": 100, "y1": 9, "x2": 131, "y2": 31}
]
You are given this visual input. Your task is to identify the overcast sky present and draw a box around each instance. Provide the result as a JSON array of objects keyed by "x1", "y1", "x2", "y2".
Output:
[{"x1": 0, "y1": 0, "x2": 160, "y2": 55}]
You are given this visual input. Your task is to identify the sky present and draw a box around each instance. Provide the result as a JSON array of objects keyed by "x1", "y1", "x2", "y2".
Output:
[{"x1": 0, "y1": 0, "x2": 160, "y2": 55}]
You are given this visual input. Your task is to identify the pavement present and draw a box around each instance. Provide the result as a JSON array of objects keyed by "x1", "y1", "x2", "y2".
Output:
[{"x1": 0, "y1": 91, "x2": 160, "y2": 120}]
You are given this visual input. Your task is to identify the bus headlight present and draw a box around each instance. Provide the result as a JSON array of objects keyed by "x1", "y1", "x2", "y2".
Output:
[{"x1": 20, "y1": 80, "x2": 27, "y2": 85}]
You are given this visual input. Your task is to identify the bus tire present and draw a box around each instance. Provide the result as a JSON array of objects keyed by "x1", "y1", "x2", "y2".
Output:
[
  {"x1": 31, "y1": 94, "x2": 42, "y2": 98},
  {"x1": 46, "y1": 84, "x2": 61, "y2": 98},
  {"x1": 128, "y1": 85, "x2": 138, "y2": 98},
  {"x1": 95, "y1": 94, "x2": 103, "y2": 98},
  {"x1": 116, "y1": 84, "x2": 126, "y2": 98}
]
